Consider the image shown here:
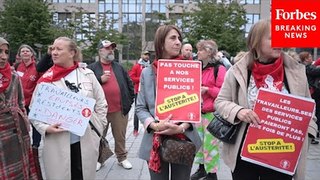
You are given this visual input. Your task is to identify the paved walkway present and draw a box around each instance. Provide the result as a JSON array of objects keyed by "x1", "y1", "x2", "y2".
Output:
[{"x1": 95, "y1": 108, "x2": 320, "y2": 180}]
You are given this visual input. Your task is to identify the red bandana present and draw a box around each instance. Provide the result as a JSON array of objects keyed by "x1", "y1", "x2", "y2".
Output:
[
  {"x1": 38, "y1": 62, "x2": 78, "y2": 83},
  {"x1": 0, "y1": 62, "x2": 12, "y2": 93},
  {"x1": 252, "y1": 56, "x2": 284, "y2": 91},
  {"x1": 148, "y1": 134, "x2": 161, "y2": 173},
  {"x1": 152, "y1": 56, "x2": 183, "y2": 76}
]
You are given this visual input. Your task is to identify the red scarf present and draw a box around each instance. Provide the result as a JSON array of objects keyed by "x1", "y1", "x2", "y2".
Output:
[
  {"x1": 252, "y1": 56, "x2": 284, "y2": 91},
  {"x1": 0, "y1": 62, "x2": 12, "y2": 93},
  {"x1": 37, "y1": 62, "x2": 78, "y2": 83},
  {"x1": 152, "y1": 56, "x2": 183, "y2": 76}
]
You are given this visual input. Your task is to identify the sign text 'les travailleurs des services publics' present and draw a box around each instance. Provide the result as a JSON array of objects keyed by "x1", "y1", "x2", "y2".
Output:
[{"x1": 241, "y1": 88, "x2": 315, "y2": 175}]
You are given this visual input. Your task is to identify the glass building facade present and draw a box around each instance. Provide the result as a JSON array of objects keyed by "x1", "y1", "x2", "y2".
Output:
[{"x1": 48, "y1": 0, "x2": 270, "y2": 61}]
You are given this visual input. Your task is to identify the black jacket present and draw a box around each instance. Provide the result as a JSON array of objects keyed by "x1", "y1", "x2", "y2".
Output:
[
  {"x1": 36, "y1": 54, "x2": 53, "y2": 72},
  {"x1": 87, "y1": 60, "x2": 134, "y2": 116}
]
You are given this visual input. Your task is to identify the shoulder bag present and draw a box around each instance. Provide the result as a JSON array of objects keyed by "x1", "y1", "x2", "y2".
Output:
[
  {"x1": 160, "y1": 135, "x2": 196, "y2": 166},
  {"x1": 89, "y1": 121, "x2": 114, "y2": 164},
  {"x1": 206, "y1": 112, "x2": 241, "y2": 144}
]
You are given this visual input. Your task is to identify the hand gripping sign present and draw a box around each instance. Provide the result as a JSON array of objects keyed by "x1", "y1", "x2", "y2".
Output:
[
  {"x1": 241, "y1": 88, "x2": 315, "y2": 175},
  {"x1": 29, "y1": 83, "x2": 96, "y2": 136}
]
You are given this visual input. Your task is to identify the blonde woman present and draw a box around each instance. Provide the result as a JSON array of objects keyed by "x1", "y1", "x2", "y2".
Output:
[
  {"x1": 30, "y1": 37, "x2": 108, "y2": 179},
  {"x1": 215, "y1": 19, "x2": 317, "y2": 180},
  {"x1": 191, "y1": 40, "x2": 227, "y2": 180}
]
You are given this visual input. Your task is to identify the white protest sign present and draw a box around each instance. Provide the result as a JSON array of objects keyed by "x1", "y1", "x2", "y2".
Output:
[{"x1": 29, "y1": 83, "x2": 96, "y2": 136}]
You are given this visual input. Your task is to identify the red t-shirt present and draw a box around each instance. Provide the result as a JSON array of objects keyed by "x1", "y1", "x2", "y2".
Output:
[
  {"x1": 101, "y1": 63, "x2": 121, "y2": 113},
  {"x1": 16, "y1": 61, "x2": 41, "y2": 106}
]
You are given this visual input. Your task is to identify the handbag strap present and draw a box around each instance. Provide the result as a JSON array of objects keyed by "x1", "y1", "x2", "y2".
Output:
[{"x1": 89, "y1": 121, "x2": 109, "y2": 139}]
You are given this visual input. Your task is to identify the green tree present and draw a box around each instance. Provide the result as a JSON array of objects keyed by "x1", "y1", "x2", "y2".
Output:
[
  {"x1": 0, "y1": 0, "x2": 55, "y2": 58},
  {"x1": 182, "y1": 0, "x2": 247, "y2": 56},
  {"x1": 53, "y1": 7, "x2": 128, "y2": 62},
  {"x1": 79, "y1": 17, "x2": 128, "y2": 62},
  {"x1": 123, "y1": 22, "x2": 142, "y2": 60}
]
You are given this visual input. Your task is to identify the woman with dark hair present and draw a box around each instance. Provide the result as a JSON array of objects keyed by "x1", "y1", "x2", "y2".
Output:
[
  {"x1": 135, "y1": 25, "x2": 201, "y2": 180},
  {"x1": 0, "y1": 37, "x2": 38, "y2": 179},
  {"x1": 215, "y1": 19, "x2": 318, "y2": 180}
]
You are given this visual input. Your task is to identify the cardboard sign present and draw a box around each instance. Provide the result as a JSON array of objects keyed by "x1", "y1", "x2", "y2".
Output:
[
  {"x1": 155, "y1": 60, "x2": 201, "y2": 123},
  {"x1": 271, "y1": 0, "x2": 320, "y2": 47},
  {"x1": 240, "y1": 88, "x2": 315, "y2": 175},
  {"x1": 29, "y1": 83, "x2": 96, "y2": 136}
]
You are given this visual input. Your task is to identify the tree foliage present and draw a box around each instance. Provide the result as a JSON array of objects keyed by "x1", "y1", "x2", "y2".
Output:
[
  {"x1": 182, "y1": 0, "x2": 247, "y2": 56},
  {"x1": 51, "y1": 7, "x2": 128, "y2": 62},
  {"x1": 0, "y1": 0, "x2": 55, "y2": 58},
  {"x1": 123, "y1": 22, "x2": 142, "y2": 60},
  {"x1": 77, "y1": 16, "x2": 128, "y2": 62}
]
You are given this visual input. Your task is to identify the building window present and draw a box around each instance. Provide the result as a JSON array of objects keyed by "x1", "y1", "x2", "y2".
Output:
[
  {"x1": 245, "y1": 13, "x2": 260, "y2": 37},
  {"x1": 51, "y1": 0, "x2": 73, "y2": 2},
  {"x1": 240, "y1": 0, "x2": 260, "y2": 4},
  {"x1": 52, "y1": 12, "x2": 73, "y2": 28},
  {"x1": 74, "y1": 0, "x2": 96, "y2": 3},
  {"x1": 169, "y1": 0, "x2": 189, "y2": 3}
]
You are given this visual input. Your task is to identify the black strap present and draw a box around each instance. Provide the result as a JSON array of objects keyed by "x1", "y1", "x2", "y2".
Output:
[
  {"x1": 89, "y1": 121, "x2": 102, "y2": 137},
  {"x1": 213, "y1": 63, "x2": 220, "y2": 80},
  {"x1": 89, "y1": 121, "x2": 109, "y2": 139},
  {"x1": 247, "y1": 70, "x2": 252, "y2": 87}
]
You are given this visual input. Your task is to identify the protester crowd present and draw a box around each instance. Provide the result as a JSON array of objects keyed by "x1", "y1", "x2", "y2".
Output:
[{"x1": 0, "y1": 18, "x2": 319, "y2": 180}]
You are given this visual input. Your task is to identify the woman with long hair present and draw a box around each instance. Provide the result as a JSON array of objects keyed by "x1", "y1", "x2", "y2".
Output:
[{"x1": 135, "y1": 25, "x2": 201, "y2": 180}]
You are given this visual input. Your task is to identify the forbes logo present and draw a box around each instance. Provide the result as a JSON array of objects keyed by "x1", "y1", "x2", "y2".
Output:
[{"x1": 275, "y1": 9, "x2": 316, "y2": 20}]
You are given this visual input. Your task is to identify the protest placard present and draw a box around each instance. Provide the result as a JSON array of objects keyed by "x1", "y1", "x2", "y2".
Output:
[
  {"x1": 29, "y1": 83, "x2": 96, "y2": 136},
  {"x1": 240, "y1": 88, "x2": 315, "y2": 175},
  {"x1": 155, "y1": 59, "x2": 201, "y2": 123}
]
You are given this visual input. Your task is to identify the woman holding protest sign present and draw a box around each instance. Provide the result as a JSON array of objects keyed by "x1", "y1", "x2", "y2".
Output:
[
  {"x1": 214, "y1": 19, "x2": 318, "y2": 180},
  {"x1": 30, "y1": 37, "x2": 108, "y2": 180},
  {"x1": 135, "y1": 25, "x2": 201, "y2": 180},
  {"x1": 0, "y1": 37, "x2": 38, "y2": 179},
  {"x1": 190, "y1": 40, "x2": 227, "y2": 180}
]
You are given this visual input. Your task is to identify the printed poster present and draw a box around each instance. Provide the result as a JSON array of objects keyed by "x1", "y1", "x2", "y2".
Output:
[
  {"x1": 29, "y1": 83, "x2": 96, "y2": 136},
  {"x1": 240, "y1": 88, "x2": 315, "y2": 175},
  {"x1": 155, "y1": 59, "x2": 201, "y2": 123}
]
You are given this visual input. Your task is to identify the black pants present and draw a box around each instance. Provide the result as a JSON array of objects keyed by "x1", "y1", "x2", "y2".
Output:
[
  {"x1": 133, "y1": 94, "x2": 139, "y2": 131},
  {"x1": 71, "y1": 142, "x2": 83, "y2": 180},
  {"x1": 312, "y1": 92, "x2": 320, "y2": 132},
  {"x1": 148, "y1": 160, "x2": 192, "y2": 180},
  {"x1": 232, "y1": 158, "x2": 292, "y2": 180}
]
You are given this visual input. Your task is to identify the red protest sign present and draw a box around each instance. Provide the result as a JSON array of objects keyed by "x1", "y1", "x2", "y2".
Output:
[
  {"x1": 155, "y1": 59, "x2": 201, "y2": 123},
  {"x1": 241, "y1": 88, "x2": 315, "y2": 175},
  {"x1": 271, "y1": 0, "x2": 320, "y2": 47}
]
